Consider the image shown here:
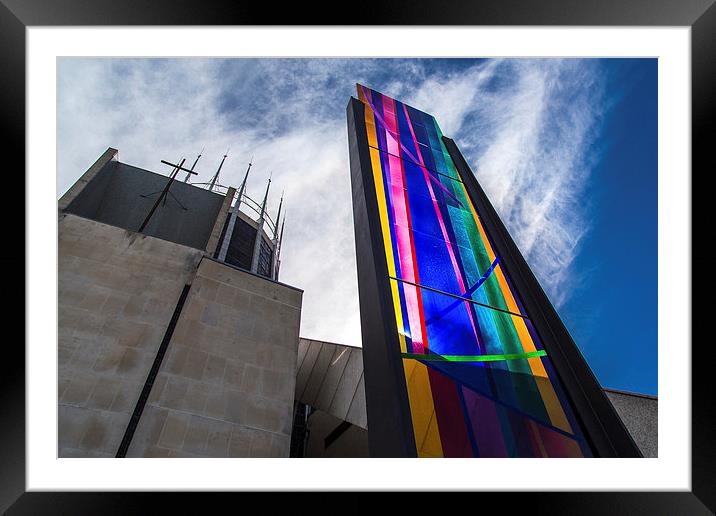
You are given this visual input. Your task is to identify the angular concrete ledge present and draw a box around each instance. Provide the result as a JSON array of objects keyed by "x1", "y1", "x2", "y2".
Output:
[{"x1": 59, "y1": 147, "x2": 117, "y2": 212}]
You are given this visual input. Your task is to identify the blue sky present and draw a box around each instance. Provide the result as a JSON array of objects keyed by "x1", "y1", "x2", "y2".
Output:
[
  {"x1": 559, "y1": 59, "x2": 657, "y2": 395},
  {"x1": 57, "y1": 57, "x2": 657, "y2": 395}
]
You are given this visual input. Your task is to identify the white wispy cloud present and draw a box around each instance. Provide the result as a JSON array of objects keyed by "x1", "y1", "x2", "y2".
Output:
[
  {"x1": 57, "y1": 58, "x2": 604, "y2": 345},
  {"x1": 408, "y1": 59, "x2": 605, "y2": 307},
  {"x1": 58, "y1": 58, "x2": 363, "y2": 345}
]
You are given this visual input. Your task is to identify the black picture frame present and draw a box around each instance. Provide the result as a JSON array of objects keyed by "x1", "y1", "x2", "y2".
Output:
[{"x1": 3, "y1": 0, "x2": 711, "y2": 513}]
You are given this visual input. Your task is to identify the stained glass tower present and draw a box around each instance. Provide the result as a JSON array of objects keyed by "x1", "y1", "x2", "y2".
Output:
[{"x1": 347, "y1": 84, "x2": 641, "y2": 458}]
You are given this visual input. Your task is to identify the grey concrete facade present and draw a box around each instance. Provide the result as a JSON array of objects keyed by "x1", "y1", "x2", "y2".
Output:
[
  {"x1": 58, "y1": 214, "x2": 204, "y2": 457},
  {"x1": 126, "y1": 258, "x2": 302, "y2": 457},
  {"x1": 64, "y1": 157, "x2": 227, "y2": 250},
  {"x1": 58, "y1": 150, "x2": 303, "y2": 458},
  {"x1": 58, "y1": 147, "x2": 118, "y2": 212},
  {"x1": 58, "y1": 215, "x2": 303, "y2": 457},
  {"x1": 205, "y1": 187, "x2": 236, "y2": 257},
  {"x1": 304, "y1": 410, "x2": 369, "y2": 458},
  {"x1": 295, "y1": 339, "x2": 366, "y2": 430},
  {"x1": 605, "y1": 389, "x2": 658, "y2": 458}
]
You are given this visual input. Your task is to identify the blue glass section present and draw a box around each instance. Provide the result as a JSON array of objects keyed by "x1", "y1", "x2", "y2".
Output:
[
  {"x1": 395, "y1": 99, "x2": 422, "y2": 162},
  {"x1": 359, "y1": 84, "x2": 595, "y2": 458},
  {"x1": 411, "y1": 230, "x2": 464, "y2": 294},
  {"x1": 404, "y1": 192, "x2": 442, "y2": 238},
  {"x1": 393, "y1": 279, "x2": 479, "y2": 356},
  {"x1": 393, "y1": 277, "x2": 538, "y2": 364},
  {"x1": 413, "y1": 123, "x2": 431, "y2": 149}
]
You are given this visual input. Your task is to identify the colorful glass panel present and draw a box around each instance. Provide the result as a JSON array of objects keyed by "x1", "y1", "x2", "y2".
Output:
[{"x1": 357, "y1": 84, "x2": 592, "y2": 457}]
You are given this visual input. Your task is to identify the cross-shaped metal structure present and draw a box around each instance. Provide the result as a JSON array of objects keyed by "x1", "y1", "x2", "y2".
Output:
[{"x1": 138, "y1": 158, "x2": 197, "y2": 233}]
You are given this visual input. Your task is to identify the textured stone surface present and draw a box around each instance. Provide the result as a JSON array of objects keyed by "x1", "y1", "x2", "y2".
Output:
[
  {"x1": 58, "y1": 148, "x2": 117, "y2": 212},
  {"x1": 58, "y1": 214, "x2": 203, "y2": 458},
  {"x1": 301, "y1": 342, "x2": 335, "y2": 406},
  {"x1": 205, "y1": 187, "x2": 236, "y2": 255},
  {"x1": 295, "y1": 339, "x2": 366, "y2": 429},
  {"x1": 605, "y1": 389, "x2": 658, "y2": 458},
  {"x1": 59, "y1": 214, "x2": 302, "y2": 458},
  {"x1": 126, "y1": 257, "x2": 302, "y2": 458}
]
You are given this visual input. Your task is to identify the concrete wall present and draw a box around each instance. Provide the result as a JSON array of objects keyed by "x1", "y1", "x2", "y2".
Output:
[
  {"x1": 295, "y1": 339, "x2": 366, "y2": 430},
  {"x1": 58, "y1": 214, "x2": 204, "y2": 457},
  {"x1": 605, "y1": 389, "x2": 658, "y2": 458},
  {"x1": 304, "y1": 410, "x2": 369, "y2": 458},
  {"x1": 65, "y1": 159, "x2": 226, "y2": 250},
  {"x1": 58, "y1": 147, "x2": 118, "y2": 213},
  {"x1": 59, "y1": 214, "x2": 303, "y2": 457},
  {"x1": 126, "y1": 259, "x2": 302, "y2": 457}
]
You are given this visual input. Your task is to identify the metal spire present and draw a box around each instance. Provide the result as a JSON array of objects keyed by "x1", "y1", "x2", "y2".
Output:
[
  {"x1": 279, "y1": 212, "x2": 286, "y2": 248},
  {"x1": 184, "y1": 147, "x2": 203, "y2": 182},
  {"x1": 217, "y1": 157, "x2": 253, "y2": 262},
  {"x1": 274, "y1": 211, "x2": 286, "y2": 280},
  {"x1": 261, "y1": 178, "x2": 271, "y2": 213},
  {"x1": 209, "y1": 148, "x2": 229, "y2": 192},
  {"x1": 250, "y1": 177, "x2": 271, "y2": 274},
  {"x1": 237, "y1": 156, "x2": 253, "y2": 204},
  {"x1": 273, "y1": 190, "x2": 284, "y2": 241}
]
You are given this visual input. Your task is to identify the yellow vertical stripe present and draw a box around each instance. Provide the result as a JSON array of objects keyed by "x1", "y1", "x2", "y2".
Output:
[
  {"x1": 402, "y1": 359, "x2": 444, "y2": 457},
  {"x1": 364, "y1": 105, "x2": 406, "y2": 352},
  {"x1": 421, "y1": 413, "x2": 444, "y2": 457},
  {"x1": 361, "y1": 97, "x2": 442, "y2": 453}
]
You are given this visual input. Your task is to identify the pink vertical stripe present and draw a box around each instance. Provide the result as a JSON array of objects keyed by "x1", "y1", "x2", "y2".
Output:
[
  {"x1": 388, "y1": 155, "x2": 405, "y2": 194},
  {"x1": 381, "y1": 99, "x2": 425, "y2": 354},
  {"x1": 401, "y1": 104, "x2": 481, "y2": 352}
]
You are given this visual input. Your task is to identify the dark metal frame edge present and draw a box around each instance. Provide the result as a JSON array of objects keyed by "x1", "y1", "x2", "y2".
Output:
[{"x1": 3, "y1": 0, "x2": 711, "y2": 513}]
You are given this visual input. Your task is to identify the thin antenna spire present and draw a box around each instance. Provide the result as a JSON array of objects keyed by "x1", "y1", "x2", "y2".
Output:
[
  {"x1": 274, "y1": 211, "x2": 286, "y2": 280},
  {"x1": 237, "y1": 157, "x2": 253, "y2": 205},
  {"x1": 273, "y1": 190, "x2": 284, "y2": 240},
  {"x1": 192, "y1": 148, "x2": 204, "y2": 170},
  {"x1": 185, "y1": 147, "x2": 203, "y2": 182},
  {"x1": 260, "y1": 177, "x2": 271, "y2": 213},
  {"x1": 216, "y1": 157, "x2": 254, "y2": 263},
  {"x1": 209, "y1": 150, "x2": 228, "y2": 192},
  {"x1": 250, "y1": 177, "x2": 271, "y2": 274},
  {"x1": 279, "y1": 212, "x2": 286, "y2": 244}
]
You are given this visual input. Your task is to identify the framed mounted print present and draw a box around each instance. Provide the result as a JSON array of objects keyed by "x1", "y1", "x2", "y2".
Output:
[{"x1": 3, "y1": 0, "x2": 711, "y2": 513}]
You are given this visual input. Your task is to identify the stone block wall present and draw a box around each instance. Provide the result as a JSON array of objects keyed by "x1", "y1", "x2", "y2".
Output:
[
  {"x1": 605, "y1": 390, "x2": 658, "y2": 458},
  {"x1": 126, "y1": 258, "x2": 302, "y2": 457},
  {"x1": 58, "y1": 214, "x2": 303, "y2": 458},
  {"x1": 295, "y1": 339, "x2": 367, "y2": 430},
  {"x1": 58, "y1": 214, "x2": 203, "y2": 457}
]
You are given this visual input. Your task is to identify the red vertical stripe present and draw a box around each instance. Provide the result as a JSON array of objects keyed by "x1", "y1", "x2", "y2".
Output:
[
  {"x1": 427, "y1": 367, "x2": 473, "y2": 457},
  {"x1": 381, "y1": 96, "x2": 430, "y2": 355},
  {"x1": 401, "y1": 103, "x2": 482, "y2": 352},
  {"x1": 462, "y1": 387, "x2": 509, "y2": 457}
]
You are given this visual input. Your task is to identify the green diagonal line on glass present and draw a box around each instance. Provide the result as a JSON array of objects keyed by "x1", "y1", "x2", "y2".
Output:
[{"x1": 401, "y1": 350, "x2": 547, "y2": 362}]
